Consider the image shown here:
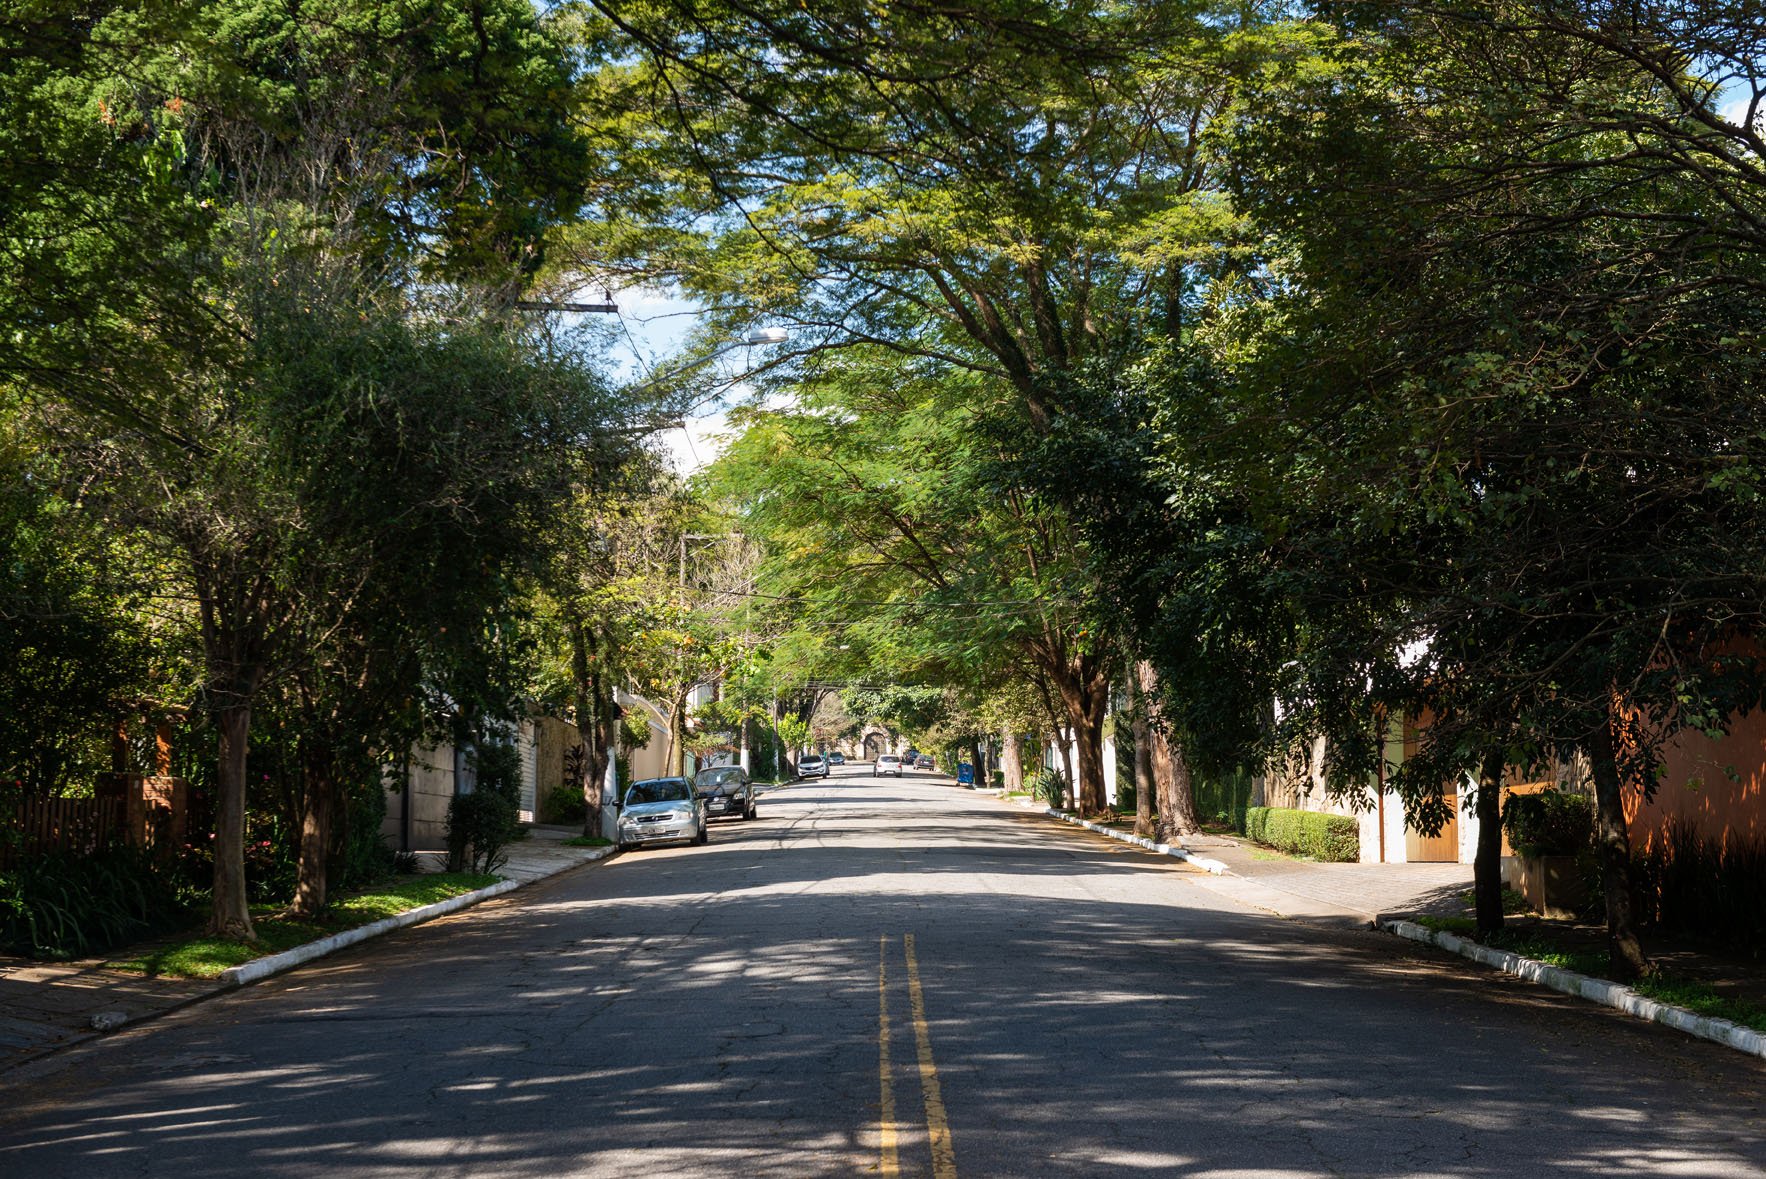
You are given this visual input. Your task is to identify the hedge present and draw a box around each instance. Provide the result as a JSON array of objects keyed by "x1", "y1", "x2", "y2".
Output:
[
  {"x1": 1502, "y1": 789, "x2": 1593, "y2": 858},
  {"x1": 1243, "y1": 806, "x2": 1360, "y2": 862}
]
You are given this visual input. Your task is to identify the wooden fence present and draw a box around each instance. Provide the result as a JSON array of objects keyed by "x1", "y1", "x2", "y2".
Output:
[{"x1": 0, "y1": 796, "x2": 127, "y2": 869}]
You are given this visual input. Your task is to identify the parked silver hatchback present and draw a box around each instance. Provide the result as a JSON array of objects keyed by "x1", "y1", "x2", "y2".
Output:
[{"x1": 616, "y1": 777, "x2": 708, "y2": 851}]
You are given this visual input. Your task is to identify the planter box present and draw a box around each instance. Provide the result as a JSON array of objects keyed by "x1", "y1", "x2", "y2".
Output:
[{"x1": 1503, "y1": 853, "x2": 1586, "y2": 919}]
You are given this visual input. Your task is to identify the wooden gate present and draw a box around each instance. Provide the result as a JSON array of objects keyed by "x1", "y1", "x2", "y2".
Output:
[{"x1": 1404, "y1": 792, "x2": 1460, "y2": 862}]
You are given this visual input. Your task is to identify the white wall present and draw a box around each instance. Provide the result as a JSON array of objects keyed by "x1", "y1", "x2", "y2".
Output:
[
  {"x1": 1042, "y1": 733, "x2": 1119, "y2": 805},
  {"x1": 517, "y1": 719, "x2": 538, "y2": 824}
]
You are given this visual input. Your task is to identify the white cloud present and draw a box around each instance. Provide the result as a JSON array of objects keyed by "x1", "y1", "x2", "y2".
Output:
[
  {"x1": 661, "y1": 412, "x2": 730, "y2": 475},
  {"x1": 1718, "y1": 89, "x2": 1760, "y2": 135}
]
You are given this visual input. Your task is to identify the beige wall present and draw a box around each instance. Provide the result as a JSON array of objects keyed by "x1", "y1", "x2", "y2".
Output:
[
  {"x1": 529, "y1": 716, "x2": 585, "y2": 820},
  {"x1": 383, "y1": 743, "x2": 457, "y2": 852}
]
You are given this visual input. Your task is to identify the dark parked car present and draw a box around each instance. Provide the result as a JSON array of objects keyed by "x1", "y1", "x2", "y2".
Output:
[
  {"x1": 915, "y1": 754, "x2": 934, "y2": 770},
  {"x1": 694, "y1": 765, "x2": 756, "y2": 821}
]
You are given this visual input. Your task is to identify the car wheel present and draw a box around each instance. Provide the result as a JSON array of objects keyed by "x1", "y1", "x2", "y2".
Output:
[{"x1": 696, "y1": 821, "x2": 710, "y2": 846}]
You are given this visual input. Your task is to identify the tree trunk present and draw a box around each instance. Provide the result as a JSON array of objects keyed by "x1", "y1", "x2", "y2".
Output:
[
  {"x1": 1588, "y1": 715, "x2": 1649, "y2": 980},
  {"x1": 580, "y1": 627, "x2": 616, "y2": 837},
  {"x1": 1055, "y1": 671, "x2": 1110, "y2": 814},
  {"x1": 1132, "y1": 708, "x2": 1155, "y2": 841},
  {"x1": 1001, "y1": 730, "x2": 1023, "y2": 793},
  {"x1": 594, "y1": 699, "x2": 619, "y2": 831},
  {"x1": 210, "y1": 698, "x2": 256, "y2": 939},
  {"x1": 1135, "y1": 662, "x2": 1200, "y2": 841},
  {"x1": 1151, "y1": 731, "x2": 1201, "y2": 844},
  {"x1": 290, "y1": 748, "x2": 333, "y2": 919},
  {"x1": 1473, "y1": 746, "x2": 1506, "y2": 936},
  {"x1": 1074, "y1": 723, "x2": 1107, "y2": 814},
  {"x1": 666, "y1": 690, "x2": 689, "y2": 776}
]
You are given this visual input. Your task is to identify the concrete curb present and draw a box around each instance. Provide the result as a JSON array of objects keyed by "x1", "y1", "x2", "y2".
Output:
[
  {"x1": 218, "y1": 846, "x2": 616, "y2": 988},
  {"x1": 1034, "y1": 804, "x2": 1230, "y2": 875},
  {"x1": 1383, "y1": 919, "x2": 1766, "y2": 1061}
]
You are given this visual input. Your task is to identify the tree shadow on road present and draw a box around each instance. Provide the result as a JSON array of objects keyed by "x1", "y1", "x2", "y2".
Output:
[{"x1": 3, "y1": 796, "x2": 1763, "y2": 1178}]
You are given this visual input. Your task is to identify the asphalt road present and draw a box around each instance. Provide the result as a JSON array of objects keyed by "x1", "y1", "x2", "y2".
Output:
[{"x1": 3, "y1": 765, "x2": 1765, "y2": 1178}]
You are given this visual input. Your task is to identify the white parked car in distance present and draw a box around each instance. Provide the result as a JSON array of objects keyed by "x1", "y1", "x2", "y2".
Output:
[
  {"x1": 874, "y1": 754, "x2": 903, "y2": 777},
  {"x1": 798, "y1": 754, "x2": 829, "y2": 778}
]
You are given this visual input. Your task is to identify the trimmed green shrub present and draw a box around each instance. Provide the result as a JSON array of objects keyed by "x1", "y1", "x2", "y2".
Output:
[
  {"x1": 538, "y1": 782, "x2": 587, "y2": 825},
  {"x1": 446, "y1": 741, "x2": 521, "y2": 874},
  {"x1": 1243, "y1": 806, "x2": 1360, "y2": 862},
  {"x1": 1502, "y1": 789, "x2": 1594, "y2": 858},
  {"x1": 0, "y1": 847, "x2": 193, "y2": 959}
]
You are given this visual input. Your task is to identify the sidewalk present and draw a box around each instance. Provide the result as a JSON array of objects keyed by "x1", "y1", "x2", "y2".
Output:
[
  {"x1": 0, "y1": 824, "x2": 611, "y2": 1073},
  {"x1": 1178, "y1": 833, "x2": 1473, "y2": 928},
  {"x1": 1014, "y1": 800, "x2": 1473, "y2": 928}
]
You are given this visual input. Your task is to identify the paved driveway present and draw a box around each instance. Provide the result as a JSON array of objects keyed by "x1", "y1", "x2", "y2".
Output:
[{"x1": 2, "y1": 768, "x2": 1763, "y2": 1177}]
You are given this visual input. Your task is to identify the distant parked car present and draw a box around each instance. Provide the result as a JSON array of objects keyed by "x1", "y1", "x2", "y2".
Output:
[
  {"x1": 798, "y1": 754, "x2": 829, "y2": 778},
  {"x1": 827, "y1": 752, "x2": 846, "y2": 766},
  {"x1": 616, "y1": 778, "x2": 708, "y2": 851},
  {"x1": 693, "y1": 765, "x2": 756, "y2": 821},
  {"x1": 915, "y1": 754, "x2": 934, "y2": 770},
  {"x1": 874, "y1": 754, "x2": 903, "y2": 777}
]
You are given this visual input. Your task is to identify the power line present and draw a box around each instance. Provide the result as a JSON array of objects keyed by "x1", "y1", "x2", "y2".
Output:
[{"x1": 720, "y1": 587, "x2": 1079, "y2": 610}]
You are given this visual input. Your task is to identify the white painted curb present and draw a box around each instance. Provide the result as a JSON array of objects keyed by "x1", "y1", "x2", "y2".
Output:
[
  {"x1": 219, "y1": 846, "x2": 616, "y2": 987},
  {"x1": 1028, "y1": 804, "x2": 1230, "y2": 874},
  {"x1": 1383, "y1": 918, "x2": 1766, "y2": 1061}
]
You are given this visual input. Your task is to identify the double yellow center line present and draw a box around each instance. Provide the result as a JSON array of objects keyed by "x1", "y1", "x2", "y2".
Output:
[{"x1": 878, "y1": 932, "x2": 956, "y2": 1178}]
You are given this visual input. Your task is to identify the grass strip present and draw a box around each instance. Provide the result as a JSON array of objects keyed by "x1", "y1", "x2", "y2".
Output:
[
  {"x1": 1632, "y1": 975, "x2": 1766, "y2": 1033},
  {"x1": 1408, "y1": 917, "x2": 1766, "y2": 1032},
  {"x1": 109, "y1": 872, "x2": 497, "y2": 980},
  {"x1": 563, "y1": 835, "x2": 611, "y2": 848}
]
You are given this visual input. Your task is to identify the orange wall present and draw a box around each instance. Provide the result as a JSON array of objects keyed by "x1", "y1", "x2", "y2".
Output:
[{"x1": 1628, "y1": 708, "x2": 1766, "y2": 852}]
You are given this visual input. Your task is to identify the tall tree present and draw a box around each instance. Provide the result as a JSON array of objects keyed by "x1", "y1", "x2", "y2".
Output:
[
  {"x1": 1099, "y1": 0, "x2": 1766, "y2": 973},
  {"x1": 710, "y1": 345, "x2": 1120, "y2": 809},
  {"x1": 66, "y1": 0, "x2": 602, "y2": 936}
]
